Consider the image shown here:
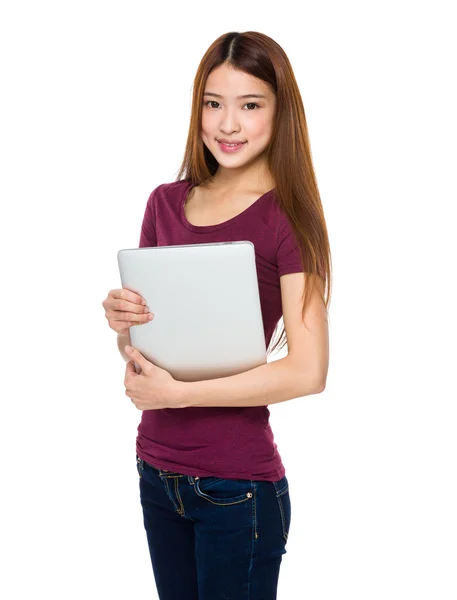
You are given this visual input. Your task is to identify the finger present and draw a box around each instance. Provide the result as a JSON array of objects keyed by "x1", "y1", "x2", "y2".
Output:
[
  {"x1": 124, "y1": 361, "x2": 138, "y2": 386},
  {"x1": 104, "y1": 291, "x2": 147, "y2": 314},
  {"x1": 133, "y1": 361, "x2": 142, "y2": 374},
  {"x1": 112, "y1": 298, "x2": 150, "y2": 315},
  {"x1": 114, "y1": 287, "x2": 147, "y2": 306},
  {"x1": 126, "y1": 359, "x2": 134, "y2": 371},
  {"x1": 125, "y1": 346, "x2": 151, "y2": 372},
  {"x1": 109, "y1": 310, "x2": 153, "y2": 324},
  {"x1": 125, "y1": 389, "x2": 138, "y2": 407}
]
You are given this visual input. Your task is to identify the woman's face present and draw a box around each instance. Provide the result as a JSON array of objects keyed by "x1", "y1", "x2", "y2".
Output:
[{"x1": 201, "y1": 64, "x2": 276, "y2": 170}]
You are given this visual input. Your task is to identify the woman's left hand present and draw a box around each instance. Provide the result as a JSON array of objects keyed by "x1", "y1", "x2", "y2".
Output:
[{"x1": 124, "y1": 345, "x2": 185, "y2": 410}]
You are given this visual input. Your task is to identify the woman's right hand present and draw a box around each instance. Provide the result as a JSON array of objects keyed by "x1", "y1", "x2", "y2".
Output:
[{"x1": 102, "y1": 288, "x2": 154, "y2": 336}]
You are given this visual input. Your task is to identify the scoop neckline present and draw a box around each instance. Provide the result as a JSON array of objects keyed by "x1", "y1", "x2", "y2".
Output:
[{"x1": 179, "y1": 180, "x2": 275, "y2": 233}]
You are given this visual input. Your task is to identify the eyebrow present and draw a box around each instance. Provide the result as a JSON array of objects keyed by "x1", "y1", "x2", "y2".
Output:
[{"x1": 203, "y1": 92, "x2": 267, "y2": 100}]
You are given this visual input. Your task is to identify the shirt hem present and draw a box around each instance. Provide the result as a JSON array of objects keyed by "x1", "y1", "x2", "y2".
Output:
[{"x1": 135, "y1": 448, "x2": 285, "y2": 482}]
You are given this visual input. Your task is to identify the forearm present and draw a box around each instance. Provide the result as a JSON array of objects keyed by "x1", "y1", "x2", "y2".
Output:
[
  {"x1": 117, "y1": 331, "x2": 132, "y2": 363},
  {"x1": 178, "y1": 356, "x2": 323, "y2": 408}
]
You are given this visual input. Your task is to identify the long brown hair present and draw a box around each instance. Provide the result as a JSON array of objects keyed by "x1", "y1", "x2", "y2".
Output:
[{"x1": 175, "y1": 31, "x2": 332, "y2": 358}]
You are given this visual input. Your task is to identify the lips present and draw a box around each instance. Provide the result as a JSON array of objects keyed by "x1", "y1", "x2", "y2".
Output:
[
  {"x1": 217, "y1": 139, "x2": 246, "y2": 145},
  {"x1": 217, "y1": 140, "x2": 246, "y2": 153},
  {"x1": 221, "y1": 143, "x2": 243, "y2": 146}
]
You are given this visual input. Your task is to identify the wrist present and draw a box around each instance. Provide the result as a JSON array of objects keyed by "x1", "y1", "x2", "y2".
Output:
[{"x1": 173, "y1": 380, "x2": 192, "y2": 409}]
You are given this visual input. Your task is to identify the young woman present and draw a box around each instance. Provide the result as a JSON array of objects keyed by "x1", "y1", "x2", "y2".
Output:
[{"x1": 103, "y1": 30, "x2": 331, "y2": 600}]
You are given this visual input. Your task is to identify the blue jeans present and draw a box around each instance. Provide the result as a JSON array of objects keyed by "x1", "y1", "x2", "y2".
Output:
[{"x1": 136, "y1": 454, "x2": 291, "y2": 600}]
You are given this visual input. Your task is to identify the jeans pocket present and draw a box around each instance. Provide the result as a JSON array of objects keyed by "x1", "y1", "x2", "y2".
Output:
[
  {"x1": 136, "y1": 454, "x2": 144, "y2": 478},
  {"x1": 273, "y1": 476, "x2": 291, "y2": 543},
  {"x1": 193, "y1": 476, "x2": 253, "y2": 505}
]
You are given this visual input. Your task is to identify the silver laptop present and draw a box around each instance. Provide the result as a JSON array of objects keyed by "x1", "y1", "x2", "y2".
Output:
[{"x1": 117, "y1": 241, "x2": 267, "y2": 382}]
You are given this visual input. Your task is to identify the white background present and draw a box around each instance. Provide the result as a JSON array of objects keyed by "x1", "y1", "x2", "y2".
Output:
[{"x1": 1, "y1": 1, "x2": 456, "y2": 599}]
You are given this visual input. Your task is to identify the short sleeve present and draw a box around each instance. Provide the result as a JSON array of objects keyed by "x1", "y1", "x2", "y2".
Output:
[
  {"x1": 276, "y1": 213, "x2": 305, "y2": 276},
  {"x1": 139, "y1": 188, "x2": 158, "y2": 248}
]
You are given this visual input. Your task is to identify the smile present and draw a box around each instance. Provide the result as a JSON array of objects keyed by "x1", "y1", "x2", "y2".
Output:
[{"x1": 217, "y1": 141, "x2": 247, "y2": 153}]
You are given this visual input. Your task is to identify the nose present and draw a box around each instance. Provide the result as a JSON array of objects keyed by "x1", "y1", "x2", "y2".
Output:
[{"x1": 218, "y1": 108, "x2": 241, "y2": 135}]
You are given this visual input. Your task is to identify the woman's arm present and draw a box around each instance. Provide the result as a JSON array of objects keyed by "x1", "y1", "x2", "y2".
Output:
[
  {"x1": 178, "y1": 356, "x2": 323, "y2": 408},
  {"x1": 179, "y1": 273, "x2": 328, "y2": 409}
]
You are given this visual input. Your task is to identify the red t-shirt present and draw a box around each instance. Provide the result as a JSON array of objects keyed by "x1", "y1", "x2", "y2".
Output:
[{"x1": 135, "y1": 179, "x2": 305, "y2": 481}]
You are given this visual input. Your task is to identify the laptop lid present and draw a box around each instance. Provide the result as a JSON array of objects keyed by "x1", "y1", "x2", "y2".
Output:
[{"x1": 117, "y1": 241, "x2": 267, "y2": 382}]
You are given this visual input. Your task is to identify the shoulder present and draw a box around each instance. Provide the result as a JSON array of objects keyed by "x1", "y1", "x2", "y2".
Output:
[
  {"x1": 149, "y1": 179, "x2": 189, "y2": 197},
  {"x1": 268, "y1": 195, "x2": 298, "y2": 242},
  {"x1": 146, "y1": 179, "x2": 190, "y2": 206}
]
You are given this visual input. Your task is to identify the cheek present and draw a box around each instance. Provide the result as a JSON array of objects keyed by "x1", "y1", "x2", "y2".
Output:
[
  {"x1": 245, "y1": 115, "x2": 272, "y2": 137},
  {"x1": 201, "y1": 112, "x2": 218, "y2": 132}
]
